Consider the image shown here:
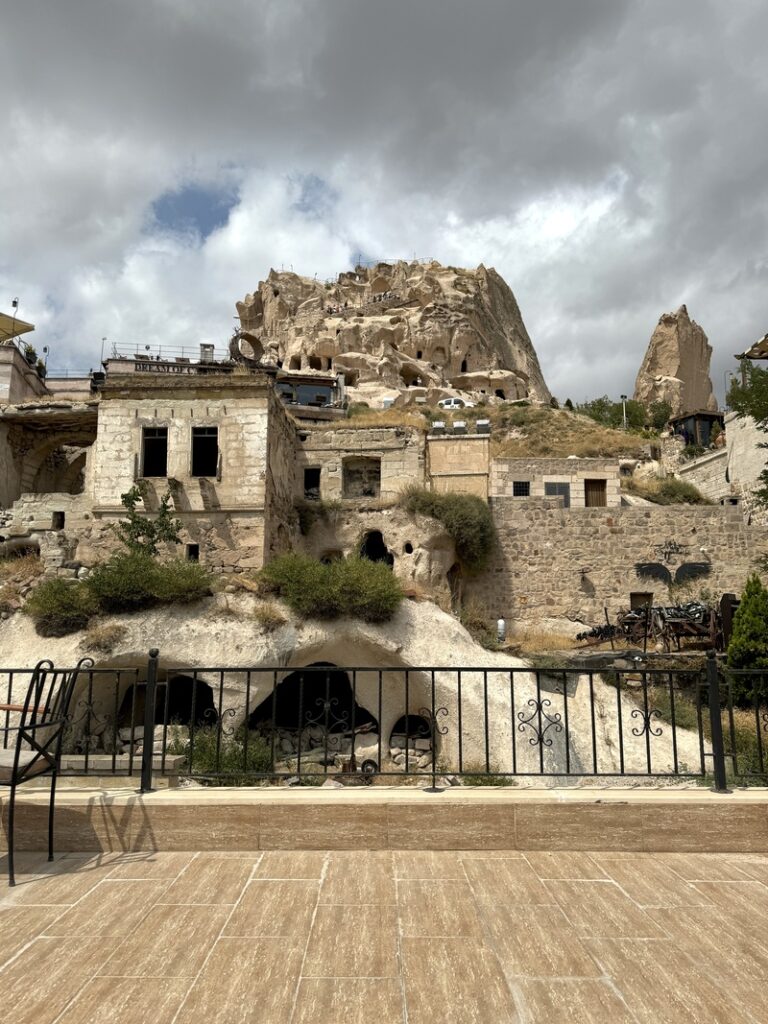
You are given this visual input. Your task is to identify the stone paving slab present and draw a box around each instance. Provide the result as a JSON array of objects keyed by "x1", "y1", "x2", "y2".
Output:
[{"x1": 0, "y1": 849, "x2": 765, "y2": 1023}]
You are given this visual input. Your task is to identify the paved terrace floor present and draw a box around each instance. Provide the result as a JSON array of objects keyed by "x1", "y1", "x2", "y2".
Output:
[{"x1": 0, "y1": 849, "x2": 766, "y2": 1023}]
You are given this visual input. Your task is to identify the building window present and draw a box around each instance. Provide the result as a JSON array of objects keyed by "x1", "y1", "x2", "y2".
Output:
[
  {"x1": 512, "y1": 481, "x2": 530, "y2": 497},
  {"x1": 544, "y1": 481, "x2": 570, "y2": 508},
  {"x1": 186, "y1": 544, "x2": 200, "y2": 562},
  {"x1": 52, "y1": 511, "x2": 65, "y2": 530},
  {"x1": 191, "y1": 427, "x2": 218, "y2": 477},
  {"x1": 142, "y1": 427, "x2": 168, "y2": 478},
  {"x1": 304, "y1": 467, "x2": 321, "y2": 500},
  {"x1": 342, "y1": 456, "x2": 381, "y2": 498},
  {"x1": 585, "y1": 479, "x2": 607, "y2": 508}
]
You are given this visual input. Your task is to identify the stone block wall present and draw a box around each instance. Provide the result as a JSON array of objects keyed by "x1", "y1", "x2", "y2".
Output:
[
  {"x1": 675, "y1": 449, "x2": 730, "y2": 505},
  {"x1": 723, "y1": 412, "x2": 768, "y2": 526},
  {"x1": 0, "y1": 347, "x2": 48, "y2": 404},
  {"x1": 490, "y1": 457, "x2": 621, "y2": 507},
  {"x1": 427, "y1": 436, "x2": 489, "y2": 497},
  {"x1": 297, "y1": 426, "x2": 425, "y2": 502},
  {"x1": 467, "y1": 499, "x2": 768, "y2": 623},
  {"x1": 264, "y1": 390, "x2": 300, "y2": 558}
]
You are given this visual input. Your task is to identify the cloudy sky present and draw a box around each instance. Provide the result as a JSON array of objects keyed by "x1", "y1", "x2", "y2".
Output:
[{"x1": 1, "y1": 0, "x2": 766, "y2": 402}]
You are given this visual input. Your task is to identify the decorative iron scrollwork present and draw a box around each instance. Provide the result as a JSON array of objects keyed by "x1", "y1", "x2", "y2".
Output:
[
  {"x1": 630, "y1": 707, "x2": 663, "y2": 737},
  {"x1": 517, "y1": 698, "x2": 563, "y2": 747},
  {"x1": 418, "y1": 705, "x2": 449, "y2": 738}
]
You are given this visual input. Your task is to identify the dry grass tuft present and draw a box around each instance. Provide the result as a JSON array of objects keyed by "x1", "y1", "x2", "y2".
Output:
[
  {"x1": 82, "y1": 623, "x2": 128, "y2": 654},
  {"x1": 254, "y1": 599, "x2": 289, "y2": 632},
  {"x1": 513, "y1": 629, "x2": 578, "y2": 654},
  {"x1": 0, "y1": 553, "x2": 43, "y2": 584},
  {"x1": 311, "y1": 408, "x2": 430, "y2": 431}
]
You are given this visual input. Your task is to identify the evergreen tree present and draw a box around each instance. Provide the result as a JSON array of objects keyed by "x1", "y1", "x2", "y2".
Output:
[
  {"x1": 727, "y1": 573, "x2": 768, "y2": 701},
  {"x1": 111, "y1": 484, "x2": 181, "y2": 556}
]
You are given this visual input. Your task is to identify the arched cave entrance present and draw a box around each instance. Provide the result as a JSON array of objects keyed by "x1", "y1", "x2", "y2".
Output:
[
  {"x1": 308, "y1": 355, "x2": 322, "y2": 370},
  {"x1": 460, "y1": 358, "x2": 468, "y2": 373},
  {"x1": 400, "y1": 365, "x2": 422, "y2": 388},
  {"x1": 247, "y1": 663, "x2": 376, "y2": 737},
  {"x1": 359, "y1": 530, "x2": 394, "y2": 567},
  {"x1": 495, "y1": 389, "x2": 506, "y2": 400},
  {"x1": 117, "y1": 675, "x2": 218, "y2": 731}
]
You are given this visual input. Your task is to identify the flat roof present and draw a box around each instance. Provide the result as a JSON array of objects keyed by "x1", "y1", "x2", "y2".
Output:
[{"x1": 0, "y1": 312, "x2": 34, "y2": 342}]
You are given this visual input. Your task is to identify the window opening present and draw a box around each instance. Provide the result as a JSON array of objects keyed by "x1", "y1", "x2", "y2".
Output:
[
  {"x1": 52, "y1": 511, "x2": 65, "y2": 530},
  {"x1": 186, "y1": 544, "x2": 200, "y2": 562},
  {"x1": 512, "y1": 481, "x2": 530, "y2": 497},
  {"x1": 142, "y1": 427, "x2": 168, "y2": 478},
  {"x1": 460, "y1": 358, "x2": 468, "y2": 373},
  {"x1": 304, "y1": 467, "x2": 321, "y2": 500},
  {"x1": 191, "y1": 427, "x2": 219, "y2": 477},
  {"x1": 342, "y1": 457, "x2": 381, "y2": 498},
  {"x1": 544, "y1": 481, "x2": 570, "y2": 508}
]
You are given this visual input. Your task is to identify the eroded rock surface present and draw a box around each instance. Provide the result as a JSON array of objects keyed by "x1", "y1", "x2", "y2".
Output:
[
  {"x1": 235, "y1": 260, "x2": 551, "y2": 406},
  {"x1": 633, "y1": 305, "x2": 718, "y2": 415}
]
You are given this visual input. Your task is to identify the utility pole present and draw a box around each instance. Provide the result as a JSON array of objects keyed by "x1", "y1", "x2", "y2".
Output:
[{"x1": 620, "y1": 394, "x2": 628, "y2": 430}]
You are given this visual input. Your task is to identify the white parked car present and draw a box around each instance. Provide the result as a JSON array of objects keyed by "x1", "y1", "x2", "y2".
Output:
[{"x1": 437, "y1": 397, "x2": 475, "y2": 410}]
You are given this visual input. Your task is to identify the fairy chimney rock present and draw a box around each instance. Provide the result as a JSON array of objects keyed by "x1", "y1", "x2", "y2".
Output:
[
  {"x1": 633, "y1": 305, "x2": 718, "y2": 416},
  {"x1": 235, "y1": 260, "x2": 551, "y2": 405}
]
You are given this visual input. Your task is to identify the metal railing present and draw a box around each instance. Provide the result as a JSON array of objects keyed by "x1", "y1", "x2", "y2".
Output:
[{"x1": 2, "y1": 652, "x2": 767, "y2": 791}]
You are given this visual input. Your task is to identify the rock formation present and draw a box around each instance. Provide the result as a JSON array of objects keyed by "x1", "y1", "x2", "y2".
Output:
[
  {"x1": 235, "y1": 260, "x2": 551, "y2": 406},
  {"x1": 633, "y1": 305, "x2": 718, "y2": 416}
]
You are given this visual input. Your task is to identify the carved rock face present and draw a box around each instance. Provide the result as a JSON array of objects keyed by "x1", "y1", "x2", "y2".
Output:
[
  {"x1": 236, "y1": 260, "x2": 552, "y2": 404},
  {"x1": 633, "y1": 305, "x2": 718, "y2": 416}
]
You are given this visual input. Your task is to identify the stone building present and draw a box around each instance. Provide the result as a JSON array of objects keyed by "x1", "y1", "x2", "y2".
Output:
[{"x1": 1, "y1": 299, "x2": 767, "y2": 626}]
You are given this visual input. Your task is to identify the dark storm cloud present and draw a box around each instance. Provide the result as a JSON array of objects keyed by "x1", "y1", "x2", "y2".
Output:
[{"x1": 0, "y1": 0, "x2": 766, "y2": 399}]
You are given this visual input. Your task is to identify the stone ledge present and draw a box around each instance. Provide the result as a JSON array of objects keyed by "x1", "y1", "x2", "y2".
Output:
[{"x1": 2, "y1": 787, "x2": 766, "y2": 854}]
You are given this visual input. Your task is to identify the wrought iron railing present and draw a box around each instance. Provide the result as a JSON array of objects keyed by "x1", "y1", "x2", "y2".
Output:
[{"x1": 1, "y1": 652, "x2": 767, "y2": 791}]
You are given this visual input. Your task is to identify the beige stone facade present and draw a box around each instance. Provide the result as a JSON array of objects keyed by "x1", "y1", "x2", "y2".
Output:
[
  {"x1": 468, "y1": 501, "x2": 768, "y2": 622},
  {"x1": 490, "y1": 457, "x2": 621, "y2": 507}
]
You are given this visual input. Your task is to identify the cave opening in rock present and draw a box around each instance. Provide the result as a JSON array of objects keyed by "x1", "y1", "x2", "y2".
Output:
[
  {"x1": 117, "y1": 675, "x2": 218, "y2": 730},
  {"x1": 247, "y1": 663, "x2": 378, "y2": 735},
  {"x1": 359, "y1": 530, "x2": 394, "y2": 567},
  {"x1": 390, "y1": 714, "x2": 432, "y2": 742},
  {"x1": 495, "y1": 389, "x2": 506, "y2": 399}
]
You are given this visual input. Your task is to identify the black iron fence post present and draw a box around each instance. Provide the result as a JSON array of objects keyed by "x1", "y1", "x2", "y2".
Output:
[
  {"x1": 140, "y1": 648, "x2": 160, "y2": 794},
  {"x1": 706, "y1": 650, "x2": 730, "y2": 793}
]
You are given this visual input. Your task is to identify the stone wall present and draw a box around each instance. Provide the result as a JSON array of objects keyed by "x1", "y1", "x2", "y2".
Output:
[
  {"x1": 296, "y1": 426, "x2": 425, "y2": 501},
  {"x1": 427, "y1": 435, "x2": 489, "y2": 497},
  {"x1": 490, "y1": 457, "x2": 621, "y2": 507},
  {"x1": 467, "y1": 499, "x2": 768, "y2": 623},
  {"x1": 264, "y1": 389, "x2": 300, "y2": 558},
  {"x1": 675, "y1": 449, "x2": 730, "y2": 505},
  {"x1": 0, "y1": 347, "x2": 48, "y2": 404},
  {"x1": 724, "y1": 412, "x2": 768, "y2": 526}
]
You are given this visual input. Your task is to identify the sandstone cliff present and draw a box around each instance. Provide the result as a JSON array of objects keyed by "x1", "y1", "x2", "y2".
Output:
[
  {"x1": 235, "y1": 260, "x2": 551, "y2": 405},
  {"x1": 633, "y1": 305, "x2": 718, "y2": 416}
]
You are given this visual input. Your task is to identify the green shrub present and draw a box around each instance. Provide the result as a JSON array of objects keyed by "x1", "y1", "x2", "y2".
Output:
[
  {"x1": 654, "y1": 478, "x2": 710, "y2": 505},
  {"x1": 86, "y1": 553, "x2": 211, "y2": 613},
  {"x1": 728, "y1": 574, "x2": 768, "y2": 701},
  {"x1": 86, "y1": 553, "x2": 158, "y2": 612},
  {"x1": 260, "y1": 553, "x2": 402, "y2": 623},
  {"x1": 181, "y1": 726, "x2": 274, "y2": 786},
  {"x1": 24, "y1": 578, "x2": 98, "y2": 636},
  {"x1": 149, "y1": 559, "x2": 211, "y2": 604},
  {"x1": 400, "y1": 487, "x2": 496, "y2": 571}
]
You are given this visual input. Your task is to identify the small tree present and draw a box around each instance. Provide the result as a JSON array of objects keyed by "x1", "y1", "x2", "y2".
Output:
[
  {"x1": 649, "y1": 400, "x2": 672, "y2": 432},
  {"x1": 111, "y1": 484, "x2": 181, "y2": 556},
  {"x1": 564, "y1": 398, "x2": 574, "y2": 411},
  {"x1": 727, "y1": 573, "x2": 768, "y2": 701}
]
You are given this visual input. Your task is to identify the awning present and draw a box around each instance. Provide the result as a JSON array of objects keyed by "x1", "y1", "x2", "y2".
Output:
[
  {"x1": 735, "y1": 333, "x2": 768, "y2": 360},
  {"x1": 0, "y1": 312, "x2": 35, "y2": 343}
]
